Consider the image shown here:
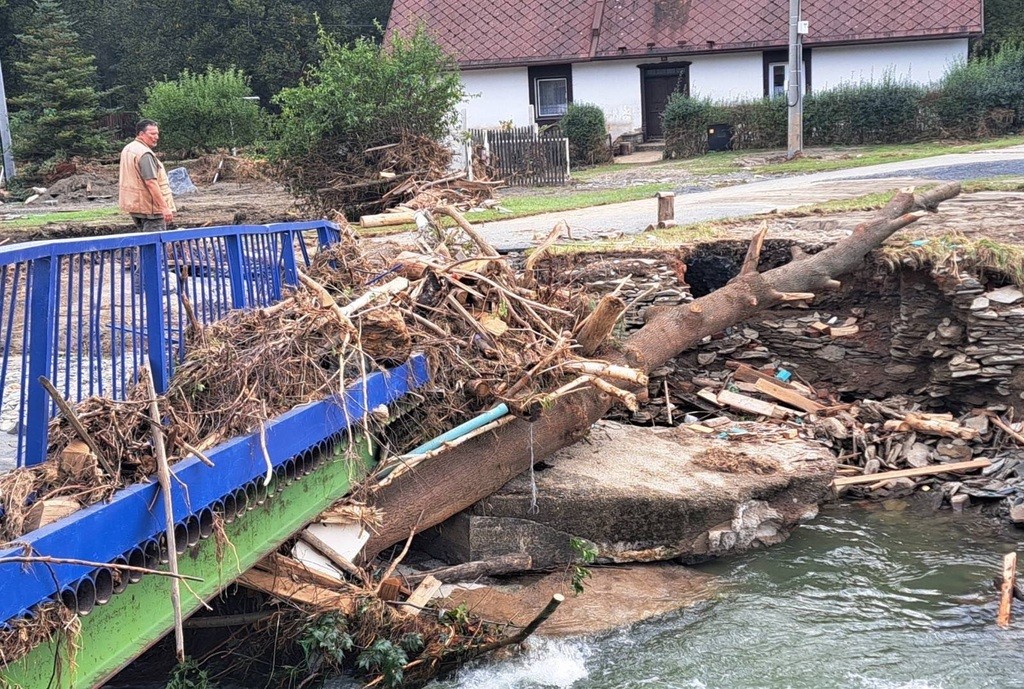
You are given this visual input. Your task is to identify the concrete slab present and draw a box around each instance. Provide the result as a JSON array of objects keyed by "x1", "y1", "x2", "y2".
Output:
[{"x1": 418, "y1": 420, "x2": 835, "y2": 568}]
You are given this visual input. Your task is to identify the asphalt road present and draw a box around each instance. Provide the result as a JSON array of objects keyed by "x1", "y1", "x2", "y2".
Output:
[{"x1": 472, "y1": 145, "x2": 1024, "y2": 251}]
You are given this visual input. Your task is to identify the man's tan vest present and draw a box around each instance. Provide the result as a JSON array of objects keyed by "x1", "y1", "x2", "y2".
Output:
[{"x1": 118, "y1": 139, "x2": 176, "y2": 216}]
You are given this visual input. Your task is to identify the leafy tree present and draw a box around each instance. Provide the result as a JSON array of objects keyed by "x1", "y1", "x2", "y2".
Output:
[
  {"x1": 273, "y1": 23, "x2": 465, "y2": 158},
  {"x1": 10, "y1": 0, "x2": 108, "y2": 163},
  {"x1": 49, "y1": 0, "x2": 393, "y2": 110},
  {"x1": 141, "y1": 66, "x2": 263, "y2": 155},
  {"x1": 974, "y1": 0, "x2": 1024, "y2": 57}
]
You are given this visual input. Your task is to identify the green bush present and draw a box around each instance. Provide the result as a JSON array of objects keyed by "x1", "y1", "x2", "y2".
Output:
[
  {"x1": 559, "y1": 103, "x2": 611, "y2": 166},
  {"x1": 141, "y1": 67, "x2": 263, "y2": 156},
  {"x1": 934, "y1": 44, "x2": 1024, "y2": 136},
  {"x1": 272, "y1": 24, "x2": 465, "y2": 158},
  {"x1": 805, "y1": 79, "x2": 927, "y2": 145},
  {"x1": 662, "y1": 95, "x2": 728, "y2": 158},
  {"x1": 729, "y1": 97, "x2": 787, "y2": 149},
  {"x1": 665, "y1": 80, "x2": 937, "y2": 156}
]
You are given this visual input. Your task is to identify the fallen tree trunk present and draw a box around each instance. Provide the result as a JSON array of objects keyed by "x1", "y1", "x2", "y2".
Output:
[{"x1": 362, "y1": 183, "x2": 962, "y2": 560}]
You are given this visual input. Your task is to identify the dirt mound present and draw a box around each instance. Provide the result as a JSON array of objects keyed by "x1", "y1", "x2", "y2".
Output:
[{"x1": 45, "y1": 172, "x2": 117, "y2": 202}]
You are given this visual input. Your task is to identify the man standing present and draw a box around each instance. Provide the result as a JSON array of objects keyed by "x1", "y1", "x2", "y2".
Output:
[{"x1": 119, "y1": 119, "x2": 175, "y2": 231}]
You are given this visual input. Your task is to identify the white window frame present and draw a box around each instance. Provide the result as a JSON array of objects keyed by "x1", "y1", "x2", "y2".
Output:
[
  {"x1": 535, "y1": 77, "x2": 568, "y2": 118},
  {"x1": 769, "y1": 61, "x2": 806, "y2": 97}
]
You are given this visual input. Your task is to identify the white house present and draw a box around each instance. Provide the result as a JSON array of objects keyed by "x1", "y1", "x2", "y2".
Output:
[{"x1": 387, "y1": 0, "x2": 984, "y2": 142}]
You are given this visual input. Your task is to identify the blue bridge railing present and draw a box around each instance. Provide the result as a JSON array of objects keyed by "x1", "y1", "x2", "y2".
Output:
[{"x1": 0, "y1": 221, "x2": 342, "y2": 468}]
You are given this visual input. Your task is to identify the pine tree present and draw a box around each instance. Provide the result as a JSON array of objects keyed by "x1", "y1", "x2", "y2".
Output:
[{"x1": 11, "y1": 0, "x2": 107, "y2": 163}]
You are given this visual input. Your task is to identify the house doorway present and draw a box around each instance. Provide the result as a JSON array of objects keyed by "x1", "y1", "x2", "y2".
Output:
[{"x1": 641, "y1": 63, "x2": 689, "y2": 141}]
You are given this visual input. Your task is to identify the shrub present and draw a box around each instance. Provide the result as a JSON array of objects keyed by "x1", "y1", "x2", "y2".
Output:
[
  {"x1": 729, "y1": 97, "x2": 787, "y2": 150},
  {"x1": 662, "y1": 95, "x2": 728, "y2": 158},
  {"x1": 559, "y1": 103, "x2": 611, "y2": 166},
  {"x1": 664, "y1": 80, "x2": 933, "y2": 157},
  {"x1": 141, "y1": 67, "x2": 263, "y2": 156},
  {"x1": 272, "y1": 24, "x2": 465, "y2": 159},
  {"x1": 934, "y1": 44, "x2": 1024, "y2": 136},
  {"x1": 805, "y1": 78, "x2": 927, "y2": 145}
]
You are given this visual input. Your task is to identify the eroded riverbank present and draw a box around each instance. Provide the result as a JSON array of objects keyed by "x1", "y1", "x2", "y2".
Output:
[{"x1": 427, "y1": 501, "x2": 1024, "y2": 689}]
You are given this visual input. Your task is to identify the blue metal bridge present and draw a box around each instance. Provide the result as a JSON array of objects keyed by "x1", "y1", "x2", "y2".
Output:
[{"x1": 0, "y1": 222, "x2": 427, "y2": 671}]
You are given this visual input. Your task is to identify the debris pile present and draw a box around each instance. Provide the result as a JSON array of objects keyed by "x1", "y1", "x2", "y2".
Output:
[
  {"x1": 281, "y1": 131, "x2": 500, "y2": 218},
  {"x1": 535, "y1": 244, "x2": 1024, "y2": 520}
]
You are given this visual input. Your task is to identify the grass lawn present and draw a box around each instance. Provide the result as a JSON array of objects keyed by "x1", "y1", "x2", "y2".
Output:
[
  {"x1": 360, "y1": 182, "x2": 673, "y2": 235},
  {"x1": 0, "y1": 206, "x2": 121, "y2": 229},
  {"x1": 572, "y1": 135, "x2": 1024, "y2": 182}
]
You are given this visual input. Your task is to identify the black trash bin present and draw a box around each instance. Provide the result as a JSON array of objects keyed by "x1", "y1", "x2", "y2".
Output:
[{"x1": 707, "y1": 123, "x2": 733, "y2": 152}]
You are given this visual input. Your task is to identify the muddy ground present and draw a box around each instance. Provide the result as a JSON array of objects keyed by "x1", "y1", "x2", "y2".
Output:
[
  {"x1": 666, "y1": 187, "x2": 1024, "y2": 249},
  {"x1": 0, "y1": 163, "x2": 304, "y2": 244}
]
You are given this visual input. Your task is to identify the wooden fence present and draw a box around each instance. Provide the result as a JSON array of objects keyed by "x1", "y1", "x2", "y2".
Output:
[{"x1": 469, "y1": 126, "x2": 569, "y2": 187}]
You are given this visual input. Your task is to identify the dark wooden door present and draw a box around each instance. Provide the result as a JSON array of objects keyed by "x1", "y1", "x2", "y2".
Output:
[{"x1": 642, "y1": 64, "x2": 689, "y2": 140}]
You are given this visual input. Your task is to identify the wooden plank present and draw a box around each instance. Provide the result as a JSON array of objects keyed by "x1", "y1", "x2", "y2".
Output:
[
  {"x1": 398, "y1": 574, "x2": 442, "y2": 617},
  {"x1": 729, "y1": 362, "x2": 798, "y2": 391},
  {"x1": 239, "y1": 568, "x2": 356, "y2": 614},
  {"x1": 696, "y1": 388, "x2": 722, "y2": 406},
  {"x1": 833, "y1": 459, "x2": 992, "y2": 487},
  {"x1": 998, "y1": 552, "x2": 1017, "y2": 628},
  {"x1": 717, "y1": 389, "x2": 782, "y2": 418},
  {"x1": 754, "y1": 377, "x2": 825, "y2": 413}
]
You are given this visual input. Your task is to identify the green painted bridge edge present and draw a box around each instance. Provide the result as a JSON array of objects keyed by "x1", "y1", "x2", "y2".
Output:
[{"x1": 1, "y1": 437, "x2": 375, "y2": 689}]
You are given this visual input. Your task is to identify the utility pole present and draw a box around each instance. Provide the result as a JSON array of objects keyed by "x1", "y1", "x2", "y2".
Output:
[
  {"x1": 0, "y1": 56, "x2": 15, "y2": 183},
  {"x1": 786, "y1": 0, "x2": 804, "y2": 159}
]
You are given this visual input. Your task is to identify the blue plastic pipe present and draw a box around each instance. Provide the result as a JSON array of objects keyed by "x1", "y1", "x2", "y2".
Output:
[{"x1": 407, "y1": 403, "x2": 510, "y2": 456}]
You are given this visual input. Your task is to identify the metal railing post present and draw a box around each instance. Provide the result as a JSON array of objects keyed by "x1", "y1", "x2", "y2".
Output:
[
  {"x1": 224, "y1": 235, "x2": 248, "y2": 309},
  {"x1": 140, "y1": 242, "x2": 171, "y2": 392},
  {"x1": 280, "y1": 230, "x2": 299, "y2": 286},
  {"x1": 23, "y1": 256, "x2": 57, "y2": 466}
]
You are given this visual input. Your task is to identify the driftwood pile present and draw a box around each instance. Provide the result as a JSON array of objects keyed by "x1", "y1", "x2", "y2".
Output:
[
  {"x1": 191, "y1": 548, "x2": 561, "y2": 689},
  {"x1": 280, "y1": 131, "x2": 500, "y2": 219}
]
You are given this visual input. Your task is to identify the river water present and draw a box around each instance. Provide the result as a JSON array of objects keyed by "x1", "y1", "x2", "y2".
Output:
[{"x1": 429, "y1": 502, "x2": 1024, "y2": 689}]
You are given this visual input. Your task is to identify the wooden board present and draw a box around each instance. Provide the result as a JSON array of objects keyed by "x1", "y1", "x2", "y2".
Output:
[
  {"x1": 833, "y1": 459, "x2": 992, "y2": 487},
  {"x1": 717, "y1": 389, "x2": 782, "y2": 418},
  {"x1": 398, "y1": 574, "x2": 442, "y2": 617},
  {"x1": 239, "y1": 568, "x2": 355, "y2": 614},
  {"x1": 754, "y1": 378, "x2": 824, "y2": 413}
]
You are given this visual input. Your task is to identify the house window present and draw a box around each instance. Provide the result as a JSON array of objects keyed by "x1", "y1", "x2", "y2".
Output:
[
  {"x1": 536, "y1": 78, "x2": 568, "y2": 118},
  {"x1": 528, "y1": 64, "x2": 573, "y2": 123},
  {"x1": 764, "y1": 49, "x2": 811, "y2": 98},
  {"x1": 769, "y1": 62, "x2": 808, "y2": 97}
]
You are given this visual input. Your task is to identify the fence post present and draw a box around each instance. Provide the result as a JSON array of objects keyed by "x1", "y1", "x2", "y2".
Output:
[
  {"x1": 564, "y1": 138, "x2": 571, "y2": 179},
  {"x1": 23, "y1": 256, "x2": 57, "y2": 466},
  {"x1": 140, "y1": 242, "x2": 171, "y2": 393},
  {"x1": 224, "y1": 234, "x2": 248, "y2": 309}
]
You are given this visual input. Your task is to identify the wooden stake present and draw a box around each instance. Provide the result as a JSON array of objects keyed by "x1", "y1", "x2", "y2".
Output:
[
  {"x1": 656, "y1": 191, "x2": 675, "y2": 225},
  {"x1": 144, "y1": 369, "x2": 185, "y2": 663},
  {"x1": 467, "y1": 593, "x2": 564, "y2": 654},
  {"x1": 998, "y1": 552, "x2": 1017, "y2": 628},
  {"x1": 38, "y1": 376, "x2": 117, "y2": 476},
  {"x1": 664, "y1": 380, "x2": 673, "y2": 425}
]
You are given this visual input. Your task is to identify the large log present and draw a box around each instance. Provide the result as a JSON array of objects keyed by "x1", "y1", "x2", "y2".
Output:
[{"x1": 362, "y1": 183, "x2": 962, "y2": 560}]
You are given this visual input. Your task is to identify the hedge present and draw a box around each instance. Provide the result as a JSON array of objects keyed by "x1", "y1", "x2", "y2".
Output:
[{"x1": 664, "y1": 46, "x2": 1024, "y2": 157}]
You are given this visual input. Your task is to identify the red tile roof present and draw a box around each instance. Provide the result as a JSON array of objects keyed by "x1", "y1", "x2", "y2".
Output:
[{"x1": 386, "y1": 0, "x2": 983, "y2": 68}]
